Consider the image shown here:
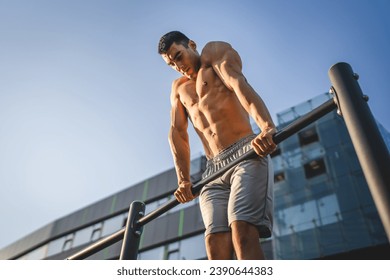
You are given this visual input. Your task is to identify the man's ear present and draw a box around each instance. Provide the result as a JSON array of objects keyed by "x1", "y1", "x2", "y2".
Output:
[{"x1": 188, "y1": 40, "x2": 197, "y2": 50}]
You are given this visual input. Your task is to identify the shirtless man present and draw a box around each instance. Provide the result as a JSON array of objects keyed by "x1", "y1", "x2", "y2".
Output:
[{"x1": 158, "y1": 31, "x2": 277, "y2": 260}]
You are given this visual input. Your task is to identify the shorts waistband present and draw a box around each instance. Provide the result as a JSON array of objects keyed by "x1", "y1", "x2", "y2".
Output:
[{"x1": 203, "y1": 134, "x2": 256, "y2": 179}]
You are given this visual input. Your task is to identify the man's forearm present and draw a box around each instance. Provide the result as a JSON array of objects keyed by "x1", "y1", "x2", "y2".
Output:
[
  {"x1": 237, "y1": 87, "x2": 275, "y2": 132},
  {"x1": 169, "y1": 128, "x2": 191, "y2": 185}
]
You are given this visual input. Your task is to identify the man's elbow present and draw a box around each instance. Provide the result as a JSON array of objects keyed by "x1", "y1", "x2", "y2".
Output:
[
  {"x1": 168, "y1": 126, "x2": 185, "y2": 144},
  {"x1": 168, "y1": 126, "x2": 176, "y2": 145}
]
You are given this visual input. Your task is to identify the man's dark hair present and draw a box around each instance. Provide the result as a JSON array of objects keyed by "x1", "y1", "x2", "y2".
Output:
[{"x1": 158, "y1": 31, "x2": 190, "y2": 54}]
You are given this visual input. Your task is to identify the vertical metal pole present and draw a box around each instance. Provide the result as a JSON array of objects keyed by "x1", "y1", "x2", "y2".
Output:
[
  {"x1": 329, "y1": 62, "x2": 390, "y2": 241},
  {"x1": 119, "y1": 201, "x2": 145, "y2": 260}
]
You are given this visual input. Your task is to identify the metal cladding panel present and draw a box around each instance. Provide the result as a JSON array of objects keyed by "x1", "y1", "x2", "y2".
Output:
[
  {"x1": 114, "y1": 184, "x2": 140, "y2": 212},
  {"x1": 146, "y1": 169, "x2": 177, "y2": 200},
  {"x1": 182, "y1": 205, "x2": 204, "y2": 236},
  {"x1": 51, "y1": 205, "x2": 94, "y2": 237},
  {"x1": 141, "y1": 211, "x2": 180, "y2": 249},
  {"x1": 0, "y1": 223, "x2": 54, "y2": 260},
  {"x1": 89, "y1": 198, "x2": 114, "y2": 222},
  {"x1": 165, "y1": 211, "x2": 181, "y2": 239}
]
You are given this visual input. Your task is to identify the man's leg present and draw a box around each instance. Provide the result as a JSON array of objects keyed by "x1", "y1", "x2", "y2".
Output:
[
  {"x1": 205, "y1": 232, "x2": 234, "y2": 260},
  {"x1": 231, "y1": 221, "x2": 265, "y2": 260}
]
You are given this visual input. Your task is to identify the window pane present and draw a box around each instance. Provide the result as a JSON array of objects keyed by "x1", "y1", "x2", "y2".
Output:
[
  {"x1": 62, "y1": 234, "x2": 74, "y2": 252},
  {"x1": 304, "y1": 158, "x2": 326, "y2": 178},
  {"x1": 62, "y1": 240, "x2": 72, "y2": 252},
  {"x1": 318, "y1": 194, "x2": 340, "y2": 225},
  {"x1": 102, "y1": 214, "x2": 126, "y2": 237},
  {"x1": 298, "y1": 126, "x2": 319, "y2": 146},
  {"x1": 91, "y1": 228, "x2": 102, "y2": 242},
  {"x1": 168, "y1": 251, "x2": 180, "y2": 260},
  {"x1": 274, "y1": 172, "x2": 285, "y2": 183},
  {"x1": 73, "y1": 226, "x2": 93, "y2": 247},
  {"x1": 47, "y1": 237, "x2": 65, "y2": 257},
  {"x1": 138, "y1": 246, "x2": 164, "y2": 260},
  {"x1": 180, "y1": 234, "x2": 206, "y2": 260}
]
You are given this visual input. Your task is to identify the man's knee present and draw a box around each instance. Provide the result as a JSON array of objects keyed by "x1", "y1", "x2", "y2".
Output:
[
  {"x1": 205, "y1": 232, "x2": 233, "y2": 260},
  {"x1": 205, "y1": 231, "x2": 231, "y2": 247},
  {"x1": 231, "y1": 221, "x2": 264, "y2": 260},
  {"x1": 231, "y1": 221, "x2": 259, "y2": 244}
]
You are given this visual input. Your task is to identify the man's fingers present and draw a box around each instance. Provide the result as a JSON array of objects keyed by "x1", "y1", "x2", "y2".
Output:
[
  {"x1": 174, "y1": 191, "x2": 184, "y2": 203},
  {"x1": 252, "y1": 136, "x2": 277, "y2": 157},
  {"x1": 175, "y1": 185, "x2": 194, "y2": 203}
]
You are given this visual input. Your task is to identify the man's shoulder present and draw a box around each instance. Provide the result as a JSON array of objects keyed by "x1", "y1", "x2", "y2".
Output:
[
  {"x1": 201, "y1": 41, "x2": 233, "y2": 62},
  {"x1": 170, "y1": 76, "x2": 189, "y2": 97},
  {"x1": 203, "y1": 41, "x2": 231, "y2": 50},
  {"x1": 172, "y1": 76, "x2": 189, "y2": 88}
]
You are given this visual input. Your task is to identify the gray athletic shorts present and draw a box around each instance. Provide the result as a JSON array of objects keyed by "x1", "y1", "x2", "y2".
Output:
[{"x1": 199, "y1": 134, "x2": 273, "y2": 238}]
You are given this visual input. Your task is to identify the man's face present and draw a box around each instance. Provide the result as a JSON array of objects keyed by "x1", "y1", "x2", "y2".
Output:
[{"x1": 162, "y1": 41, "x2": 199, "y2": 80}]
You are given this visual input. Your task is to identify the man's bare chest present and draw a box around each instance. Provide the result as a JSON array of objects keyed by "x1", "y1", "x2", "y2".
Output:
[{"x1": 178, "y1": 67, "x2": 227, "y2": 109}]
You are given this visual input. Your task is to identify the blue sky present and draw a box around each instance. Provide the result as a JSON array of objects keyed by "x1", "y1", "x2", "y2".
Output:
[{"x1": 0, "y1": 0, "x2": 389, "y2": 249}]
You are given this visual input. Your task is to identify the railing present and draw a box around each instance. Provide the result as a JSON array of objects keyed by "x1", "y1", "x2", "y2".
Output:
[{"x1": 66, "y1": 62, "x2": 390, "y2": 260}]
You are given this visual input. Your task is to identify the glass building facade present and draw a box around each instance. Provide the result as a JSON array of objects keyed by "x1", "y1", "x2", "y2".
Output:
[
  {"x1": 266, "y1": 93, "x2": 389, "y2": 259},
  {"x1": 1, "y1": 93, "x2": 388, "y2": 260}
]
